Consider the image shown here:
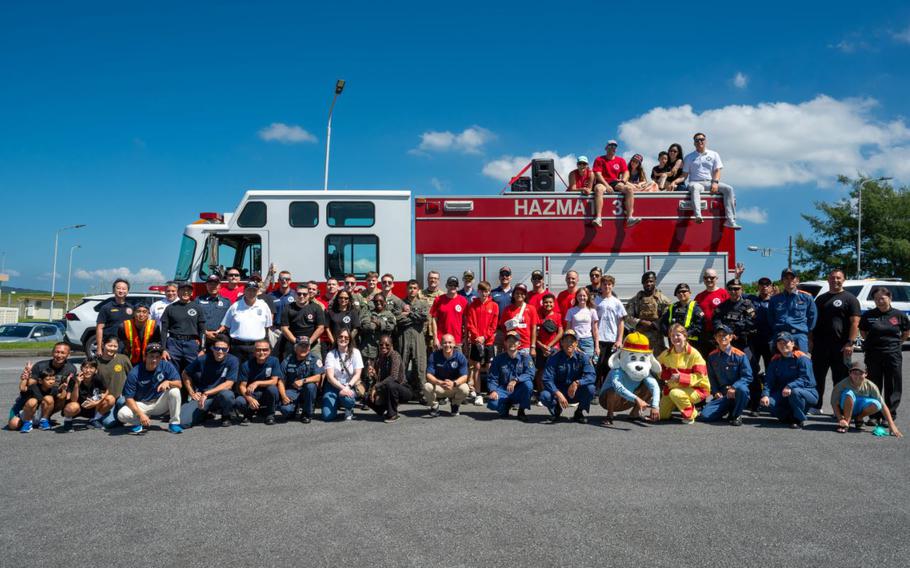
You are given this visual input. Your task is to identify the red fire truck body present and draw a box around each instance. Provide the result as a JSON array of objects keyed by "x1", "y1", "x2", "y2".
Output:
[{"x1": 174, "y1": 190, "x2": 735, "y2": 299}]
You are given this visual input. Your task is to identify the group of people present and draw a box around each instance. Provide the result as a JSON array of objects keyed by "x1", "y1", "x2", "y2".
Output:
[
  {"x1": 5, "y1": 262, "x2": 905, "y2": 437},
  {"x1": 567, "y1": 133, "x2": 740, "y2": 230}
]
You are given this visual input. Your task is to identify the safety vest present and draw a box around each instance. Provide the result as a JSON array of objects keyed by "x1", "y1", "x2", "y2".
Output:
[
  {"x1": 668, "y1": 301, "x2": 698, "y2": 341},
  {"x1": 123, "y1": 319, "x2": 156, "y2": 364}
]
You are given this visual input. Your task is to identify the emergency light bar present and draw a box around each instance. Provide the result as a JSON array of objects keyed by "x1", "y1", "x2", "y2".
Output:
[
  {"x1": 199, "y1": 212, "x2": 224, "y2": 222},
  {"x1": 443, "y1": 200, "x2": 474, "y2": 212}
]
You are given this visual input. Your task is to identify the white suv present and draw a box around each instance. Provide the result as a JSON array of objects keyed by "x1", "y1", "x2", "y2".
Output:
[
  {"x1": 64, "y1": 293, "x2": 165, "y2": 354},
  {"x1": 797, "y1": 279, "x2": 910, "y2": 313}
]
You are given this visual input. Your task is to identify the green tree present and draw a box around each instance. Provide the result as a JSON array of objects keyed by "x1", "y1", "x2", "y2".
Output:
[{"x1": 795, "y1": 176, "x2": 910, "y2": 280}]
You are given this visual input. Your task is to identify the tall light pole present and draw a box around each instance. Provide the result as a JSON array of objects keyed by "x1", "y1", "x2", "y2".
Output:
[
  {"x1": 323, "y1": 79, "x2": 346, "y2": 191},
  {"x1": 747, "y1": 235, "x2": 793, "y2": 267},
  {"x1": 65, "y1": 244, "x2": 81, "y2": 312},
  {"x1": 50, "y1": 224, "x2": 86, "y2": 321},
  {"x1": 857, "y1": 176, "x2": 892, "y2": 277},
  {"x1": 0, "y1": 250, "x2": 6, "y2": 304}
]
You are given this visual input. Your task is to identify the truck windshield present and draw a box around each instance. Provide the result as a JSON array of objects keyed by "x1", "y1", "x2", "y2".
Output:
[
  {"x1": 174, "y1": 235, "x2": 197, "y2": 280},
  {"x1": 199, "y1": 234, "x2": 262, "y2": 280}
]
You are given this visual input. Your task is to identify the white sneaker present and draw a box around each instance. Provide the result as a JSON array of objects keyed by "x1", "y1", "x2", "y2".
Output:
[
  {"x1": 694, "y1": 215, "x2": 704, "y2": 224},
  {"x1": 473, "y1": 395, "x2": 484, "y2": 406},
  {"x1": 724, "y1": 220, "x2": 742, "y2": 230},
  {"x1": 591, "y1": 217, "x2": 602, "y2": 227},
  {"x1": 626, "y1": 217, "x2": 641, "y2": 227},
  {"x1": 536, "y1": 400, "x2": 544, "y2": 407},
  {"x1": 569, "y1": 402, "x2": 579, "y2": 408}
]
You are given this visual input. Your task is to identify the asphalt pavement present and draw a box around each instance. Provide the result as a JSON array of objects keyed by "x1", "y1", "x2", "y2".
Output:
[{"x1": 1, "y1": 354, "x2": 908, "y2": 567}]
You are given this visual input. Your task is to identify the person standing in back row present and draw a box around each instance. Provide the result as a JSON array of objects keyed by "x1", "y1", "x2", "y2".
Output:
[
  {"x1": 810, "y1": 268, "x2": 860, "y2": 415},
  {"x1": 626, "y1": 272, "x2": 672, "y2": 356},
  {"x1": 430, "y1": 277, "x2": 469, "y2": 350},
  {"x1": 680, "y1": 132, "x2": 740, "y2": 229},
  {"x1": 859, "y1": 286, "x2": 909, "y2": 422},
  {"x1": 767, "y1": 268, "x2": 817, "y2": 353},
  {"x1": 160, "y1": 282, "x2": 206, "y2": 373},
  {"x1": 96, "y1": 279, "x2": 133, "y2": 358}
]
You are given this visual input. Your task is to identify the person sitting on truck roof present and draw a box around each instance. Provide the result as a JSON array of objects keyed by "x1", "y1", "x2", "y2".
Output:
[
  {"x1": 219, "y1": 268, "x2": 245, "y2": 303},
  {"x1": 568, "y1": 156, "x2": 594, "y2": 192},
  {"x1": 625, "y1": 154, "x2": 659, "y2": 192},
  {"x1": 95, "y1": 278, "x2": 132, "y2": 359},
  {"x1": 652, "y1": 143, "x2": 686, "y2": 191},
  {"x1": 592, "y1": 140, "x2": 640, "y2": 227},
  {"x1": 680, "y1": 132, "x2": 741, "y2": 229}
]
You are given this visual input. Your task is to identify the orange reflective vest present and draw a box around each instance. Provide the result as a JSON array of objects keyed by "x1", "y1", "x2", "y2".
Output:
[{"x1": 123, "y1": 319, "x2": 156, "y2": 364}]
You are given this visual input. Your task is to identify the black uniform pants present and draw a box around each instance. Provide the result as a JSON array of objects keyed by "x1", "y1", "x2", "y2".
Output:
[
  {"x1": 366, "y1": 378, "x2": 413, "y2": 418},
  {"x1": 811, "y1": 341, "x2": 849, "y2": 408},
  {"x1": 748, "y1": 336, "x2": 773, "y2": 412},
  {"x1": 866, "y1": 350, "x2": 902, "y2": 415}
]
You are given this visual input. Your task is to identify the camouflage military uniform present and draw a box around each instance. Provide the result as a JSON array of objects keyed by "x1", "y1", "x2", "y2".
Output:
[
  {"x1": 398, "y1": 296, "x2": 430, "y2": 398},
  {"x1": 625, "y1": 289, "x2": 673, "y2": 355},
  {"x1": 359, "y1": 306, "x2": 397, "y2": 392}
]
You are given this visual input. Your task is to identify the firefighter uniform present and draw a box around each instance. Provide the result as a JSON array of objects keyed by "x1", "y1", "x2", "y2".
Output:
[
  {"x1": 540, "y1": 348, "x2": 597, "y2": 416},
  {"x1": 763, "y1": 347, "x2": 818, "y2": 425},
  {"x1": 397, "y1": 296, "x2": 430, "y2": 399},
  {"x1": 657, "y1": 344, "x2": 710, "y2": 421},
  {"x1": 626, "y1": 290, "x2": 672, "y2": 355},
  {"x1": 160, "y1": 299, "x2": 206, "y2": 373},
  {"x1": 486, "y1": 350, "x2": 535, "y2": 417},
  {"x1": 767, "y1": 290, "x2": 817, "y2": 352},
  {"x1": 660, "y1": 300, "x2": 705, "y2": 344},
  {"x1": 196, "y1": 293, "x2": 231, "y2": 333},
  {"x1": 703, "y1": 343, "x2": 753, "y2": 422}
]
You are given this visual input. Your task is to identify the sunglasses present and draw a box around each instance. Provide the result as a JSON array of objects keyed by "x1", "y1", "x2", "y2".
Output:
[
  {"x1": 212, "y1": 346, "x2": 229, "y2": 353},
  {"x1": 254, "y1": 348, "x2": 270, "y2": 353},
  {"x1": 227, "y1": 274, "x2": 241, "y2": 278},
  {"x1": 279, "y1": 277, "x2": 291, "y2": 282},
  {"x1": 382, "y1": 280, "x2": 393, "y2": 285},
  {"x1": 728, "y1": 287, "x2": 743, "y2": 292},
  {"x1": 704, "y1": 276, "x2": 717, "y2": 280},
  {"x1": 694, "y1": 138, "x2": 706, "y2": 142},
  {"x1": 296, "y1": 292, "x2": 308, "y2": 296},
  {"x1": 338, "y1": 336, "x2": 350, "y2": 341},
  {"x1": 345, "y1": 281, "x2": 356, "y2": 286}
]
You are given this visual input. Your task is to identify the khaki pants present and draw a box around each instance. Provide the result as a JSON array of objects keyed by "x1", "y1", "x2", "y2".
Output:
[
  {"x1": 117, "y1": 388, "x2": 181, "y2": 425},
  {"x1": 423, "y1": 382, "x2": 470, "y2": 406}
]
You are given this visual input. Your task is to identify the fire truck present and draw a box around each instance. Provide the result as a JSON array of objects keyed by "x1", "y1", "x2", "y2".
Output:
[{"x1": 173, "y1": 189, "x2": 736, "y2": 299}]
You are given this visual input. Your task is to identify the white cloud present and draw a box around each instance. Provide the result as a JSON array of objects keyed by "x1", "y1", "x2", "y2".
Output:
[
  {"x1": 412, "y1": 126, "x2": 493, "y2": 155},
  {"x1": 75, "y1": 267, "x2": 166, "y2": 283},
  {"x1": 894, "y1": 25, "x2": 910, "y2": 44},
  {"x1": 482, "y1": 151, "x2": 578, "y2": 187},
  {"x1": 4, "y1": 269, "x2": 20, "y2": 277},
  {"x1": 617, "y1": 95, "x2": 910, "y2": 188},
  {"x1": 733, "y1": 72, "x2": 748, "y2": 89},
  {"x1": 258, "y1": 122, "x2": 317, "y2": 144},
  {"x1": 429, "y1": 177, "x2": 446, "y2": 192},
  {"x1": 737, "y1": 206, "x2": 768, "y2": 224}
]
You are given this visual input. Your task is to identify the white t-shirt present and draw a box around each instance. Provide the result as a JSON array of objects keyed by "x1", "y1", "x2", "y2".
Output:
[
  {"x1": 149, "y1": 298, "x2": 174, "y2": 322},
  {"x1": 595, "y1": 294, "x2": 627, "y2": 342},
  {"x1": 565, "y1": 306, "x2": 599, "y2": 339},
  {"x1": 682, "y1": 149, "x2": 724, "y2": 182},
  {"x1": 220, "y1": 298, "x2": 273, "y2": 341},
  {"x1": 325, "y1": 348, "x2": 364, "y2": 385}
]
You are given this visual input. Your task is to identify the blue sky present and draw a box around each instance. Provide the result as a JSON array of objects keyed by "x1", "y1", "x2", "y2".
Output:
[{"x1": 1, "y1": 0, "x2": 909, "y2": 294}]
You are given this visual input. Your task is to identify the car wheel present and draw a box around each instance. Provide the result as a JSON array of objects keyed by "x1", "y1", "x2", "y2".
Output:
[{"x1": 83, "y1": 337, "x2": 98, "y2": 359}]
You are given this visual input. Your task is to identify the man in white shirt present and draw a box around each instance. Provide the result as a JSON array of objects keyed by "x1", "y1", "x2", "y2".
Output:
[
  {"x1": 216, "y1": 275, "x2": 273, "y2": 363},
  {"x1": 680, "y1": 132, "x2": 741, "y2": 230},
  {"x1": 595, "y1": 274, "x2": 626, "y2": 387},
  {"x1": 149, "y1": 282, "x2": 178, "y2": 323}
]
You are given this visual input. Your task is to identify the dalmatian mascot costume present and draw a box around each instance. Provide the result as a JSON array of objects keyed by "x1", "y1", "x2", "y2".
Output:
[{"x1": 598, "y1": 332, "x2": 662, "y2": 424}]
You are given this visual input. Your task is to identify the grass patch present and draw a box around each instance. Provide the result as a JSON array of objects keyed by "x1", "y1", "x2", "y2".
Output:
[{"x1": 0, "y1": 341, "x2": 57, "y2": 351}]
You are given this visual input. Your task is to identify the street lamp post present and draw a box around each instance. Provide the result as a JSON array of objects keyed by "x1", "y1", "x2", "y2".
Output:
[
  {"x1": 50, "y1": 224, "x2": 86, "y2": 321},
  {"x1": 747, "y1": 235, "x2": 793, "y2": 267},
  {"x1": 323, "y1": 79, "x2": 346, "y2": 191},
  {"x1": 857, "y1": 176, "x2": 893, "y2": 278},
  {"x1": 65, "y1": 244, "x2": 81, "y2": 312}
]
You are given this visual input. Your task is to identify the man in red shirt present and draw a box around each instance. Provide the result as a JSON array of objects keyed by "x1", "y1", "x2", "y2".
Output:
[
  {"x1": 498, "y1": 285, "x2": 539, "y2": 354},
  {"x1": 592, "y1": 140, "x2": 639, "y2": 227},
  {"x1": 430, "y1": 276, "x2": 469, "y2": 350},
  {"x1": 694, "y1": 268, "x2": 728, "y2": 356},
  {"x1": 219, "y1": 268, "x2": 245, "y2": 303},
  {"x1": 534, "y1": 293, "x2": 564, "y2": 394},
  {"x1": 527, "y1": 270, "x2": 551, "y2": 313},
  {"x1": 556, "y1": 271, "x2": 580, "y2": 317},
  {"x1": 465, "y1": 280, "x2": 499, "y2": 404}
]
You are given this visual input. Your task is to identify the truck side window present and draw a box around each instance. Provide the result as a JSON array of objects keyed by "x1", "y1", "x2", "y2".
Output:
[
  {"x1": 237, "y1": 201, "x2": 267, "y2": 228},
  {"x1": 289, "y1": 201, "x2": 319, "y2": 227},
  {"x1": 327, "y1": 202, "x2": 374, "y2": 227},
  {"x1": 325, "y1": 235, "x2": 378, "y2": 279}
]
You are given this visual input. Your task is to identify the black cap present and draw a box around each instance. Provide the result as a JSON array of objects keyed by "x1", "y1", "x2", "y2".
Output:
[
  {"x1": 206, "y1": 274, "x2": 221, "y2": 283},
  {"x1": 714, "y1": 323, "x2": 734, "y2": 335},
  {"x1": 726, "y1": 278, "x2": 743, "y2": 289},
  {"x1": 781, "y1": 267, "x2": 797, "y2": 278},
  {"x1": 531, "y1": 270, "x2": 544, "y2": 280},
  {"x1": 758, "y1": 277, "x2": 773, "y2": 286},
  {"x1": 145, "y1": 342, "x2": 164, "y2": 354},
  {"x1": 504, "y1": 330, "x2": 521, "y2": 341},
  {"x1": 499, "y1": 266, "x2": 512, "y2": 277},
  {"x1": 294, "y1": 336, "x2": 311, "y2": 348},
  {"x1": 177, "y1": 281, "x2": 194, "y2": 290},
  {"x1": 446, "y1": 276, "x2": 459, "y2": 288},
  {"x1": 561, "y1": 329, "x2": 578, "y2": 341},
  {"x1": 674, "y1": 283, "x2": 690, "y2": 295},
  {"x1": 248, "y1": 273, "x2": 263, "y2": 283}
]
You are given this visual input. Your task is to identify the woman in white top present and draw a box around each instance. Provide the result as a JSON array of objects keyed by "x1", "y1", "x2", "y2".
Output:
[
  {"x1": 565, "y1": 288, "x2": 600, "y2": 362},
  {"x1": 322, "y1": 329, "x2": 364, "y2": 421}
]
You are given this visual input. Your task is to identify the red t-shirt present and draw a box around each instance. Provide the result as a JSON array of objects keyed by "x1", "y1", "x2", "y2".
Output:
[
  {"x1": 498, "y1": 302, "x2": 539, "y2": 350},
  {"x1": 527, "y1": 289, "x2": 552, "y2": 313},
  {"x1": 466, "y1": 297, "x2": 499, "y2": 345},
  {"x1": 556, "y1": 289, "x2": 578, "y2": 318},
  {"x1": 569, "y1": 168, "x2": 592, "y2": 190},
  {"x1": 431, "y1": 294, "x2": 469, "y2": 343},
  {"x1": 695, "y1": 288, "x2": 729, "y2": 332},
  {"x1": 219, "y1": 284, "x2": 244, "y2": 303},
  {"x1": 536, "y1": 309, "x2": 564, "y2": 348},
  {"x1": 592, "y1": 155, "x2": 628, "y2": 183}
]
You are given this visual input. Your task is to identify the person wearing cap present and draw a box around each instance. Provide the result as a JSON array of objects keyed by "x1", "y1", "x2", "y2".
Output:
[
  {"x1": 499, "y1": 284, "x2": 539, "y2": 354},
  {"x1": 658, "y1": 323, "x2": 710, "y2": 423},
  {"x1": 556, "y1": 271, "x2": 580, "y2": 317},
  {"x1": 421, "y1": 271, "x2": 444, "y2": 351},
  {"x1": 598, "y1": 332, "x2": 661, "y2": 424},
  {"x1": 702, "y1": 324, "x2": 753, "y2": 425},
  {"x1": 466, "y1": 280, "x2": 499, "y2": 405},
  {"x1": 118, "y1": 303, "x2": 160, "y2": 365},
  {"x1": 541, "y1": 330, "x2": 597, "y2": 423},
  {"x1": 196, "y1": 274, "x2": 231, "y2": 346},
  {"x1": 744, "y1": 276, "x2": 776, "y2": 413},
  {"x1": 660, "y1": 282, "x2": 705, "y2": 348},
  {"x1": 712, "y1": 278, "x2": 757, "y2": 356},
  {"x1": 486, "y1": 331, "x2": 535, "y2": 421},
  {"x1": 626, "y1": 271, "x2": 672, "y2": 356},
  {"x1": 117, "y1": 343, "x2": 184, "y2": 434},
  {"x1": 430, "y1": 277, "x2": 469, "y2": 350},
  {"x1": 278, "y1": 336, "x2": 323, "y2": 423},
  {"x1": 458, "y1": 270, "x2": 478, "y2": 303},
  {"x1": 859, "y1": 286, "x2": 910, "y2": 422},
  {"x1": 594, "y1": 275, "x2": 626, "y2": 387},
  {"x1": 397, "y1": 279, "x2": 431, "y2": 401},
  {"x1": 365, "y1": 334, "x2": 412, "y2": 422},
  {"x1": 424, "y1": 334, "x2": 470, "y2": 417},
  {"x1": 234, "y1": 339, "x2": 282, "y2": 425},
  {"x1": 179, "y1": 334, "x2": 239, "y2": 428},
  {"x1": 526, "y1": 270, "x2": 550, "y2": 314},
  {"x1": 625, "y1": 153, "x2": 659, "y2": 192},
  {"x1": 761, "y1": 331, "x2": 818, "y2": 428},
  {"x1": 219, "y1": 268, "x2": 245, "y2": 303},
  {"x1": 568, "y1": 155, "x2": 594, "y2": 192},
  {"x1": 149, "y1": 281, "x2": 178, "y2": 324},
  {"x1": 490, "y1": 266, "x2": 514, "y2": 316},
  {"x1": 810, "y1": 268, "x2": 861, "y2": 415},
  {"x1": 767, "y1": 268, "x2": 817, "y2": 353},
  {"x1": 679, "y1": 132, "x2": 741, "y2": 229},
  {"x1": 592, "y1": 140, "x2": 640, "y2": 227},
  {"x1": 216, "y1": 277, "x2": 274, "y2": 364},
  {"x1": 279, "y1": 283, "x2": 326, "y2": 360},
  {"x1": 159, "y1": 281, "x2": 206, "y2": 373},
  {"x1": 831, "y1": 361, "x2": 902, "y2": 436}
]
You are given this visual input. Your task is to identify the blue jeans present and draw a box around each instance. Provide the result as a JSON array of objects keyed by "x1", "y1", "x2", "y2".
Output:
[
  {"x1": 102, "y1": 396, "x2": 127, "y2": 428},
  {"x1": 179, "y1": 390, "x2": 236, "y2": 427},
  {"x1": 278, "y1": 383, "x2": 318, "y2": 418},
  {"x1": 577, "y1": 337, "x2": 595, "y2": 361},
  {"x1": 322, "y1": 384, "x2": 356, "y2": 421}
]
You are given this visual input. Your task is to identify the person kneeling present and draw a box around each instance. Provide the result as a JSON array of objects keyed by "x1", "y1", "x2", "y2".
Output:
[
  {"x1": 424, "y1": 334, "x2": 470, "y2": 417},
  {"x1": 541, "y1": 330, "x2": 597, "y2": 424},
  {"x1": 179, "y1": 335, "x2": 239, "y2": 428},
  {"x1": 10, "y1": 368, "x2": 67, "y2": 433},
  {"x1": 235, "y1": 340, "x2": 281, "y2": 425},
  {"x1": 279, "y1": 337, "x2": 323, "y2": 423},
  {"x1": 486, "y1": 331, "x2": 535, "y2": 422},
  {"x1": 702, "y1": 324, "x2": 753, "y2": 426},
  {"x1": 760, "y1": 332, "x2": 818, "y2": 429},
  {"x1": 322, "y1": 329, "x2": 364, "y2": 421},
  {"x1": 117, "y1": 343, "x2": 183, "y2": 434},
  {"x1": 658, "y1": 324, "x2": 710, "y2": 424},
  {"x1": 831, "y1": 361, "x2": 902, "y2": 437},
  {"x1": 598, "y1": 332, "x2": 661, "y2": 425},
  {"x1": 365, "y1": 334, "x2": 412, "y2": 423},
  {"x1": 61, "y1": 360, "x2": 115, "y2": 431}
]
